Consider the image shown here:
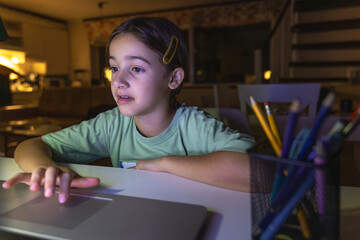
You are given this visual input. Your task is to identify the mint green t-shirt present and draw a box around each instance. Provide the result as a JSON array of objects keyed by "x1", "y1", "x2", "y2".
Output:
[{"x1": 42, "y1": 105, "x2": 255, "y2": 167}]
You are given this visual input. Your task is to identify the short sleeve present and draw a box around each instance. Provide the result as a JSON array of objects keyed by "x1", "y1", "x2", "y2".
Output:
[
  {"x1": 207, "y1": 120, "x2": 255, "y2": 153},
  {"x1": 42, "y1": 113, "x2": 112, "y2": 164}
]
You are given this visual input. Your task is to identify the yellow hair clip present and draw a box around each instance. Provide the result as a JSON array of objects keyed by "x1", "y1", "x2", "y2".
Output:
[{"x1": 162, "y1": 36, "x2": 178, "y2": 65}]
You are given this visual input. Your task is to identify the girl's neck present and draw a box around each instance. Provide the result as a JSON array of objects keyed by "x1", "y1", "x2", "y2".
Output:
[{"x1": 134, "y1": 107, "x2": 176, "y2": 137}]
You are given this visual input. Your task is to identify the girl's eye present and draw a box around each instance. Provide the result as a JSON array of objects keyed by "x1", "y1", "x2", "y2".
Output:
[
  {"x1": 132, "y1": 66, "x2": 143, "y2": 73},
  {"x1": 110, "y1": 67, "x2": 119, "y2": 73}
]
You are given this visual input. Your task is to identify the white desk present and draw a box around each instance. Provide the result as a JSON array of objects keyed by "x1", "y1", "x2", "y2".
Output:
[
  {"x1": 0, "y1": 157, "x2": 252, "y2": 240},
  {"x1": 1, "y1": 157, "x2": 359, "y2": 240}
]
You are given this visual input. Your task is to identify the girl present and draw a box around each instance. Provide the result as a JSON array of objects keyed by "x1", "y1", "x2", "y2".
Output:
[{"x1": 3, "y1": 17, "x2": 255, "y2": 203}]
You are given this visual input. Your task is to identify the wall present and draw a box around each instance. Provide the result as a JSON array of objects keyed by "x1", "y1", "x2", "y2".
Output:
[
  {"x1": 83, "y1": 1, "x2": 282, "y2": 84},
  {"x1": 0, "y1": 6, "x2": 70, "y2": 76},
  {"x1": 68, "y1": 20, "x2": 91, "y2": 86},
  {"x1": 83, "y1": 1, "x2": 282, "y2": 45},
  {"x1": 1, "y1": 1, "x2": 284, "y2": 85}
]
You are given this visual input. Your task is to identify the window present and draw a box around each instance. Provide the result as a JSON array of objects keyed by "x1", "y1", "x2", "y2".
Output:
[{"x1": 192, "y1": 22, "x2": 270, "y2": 84}]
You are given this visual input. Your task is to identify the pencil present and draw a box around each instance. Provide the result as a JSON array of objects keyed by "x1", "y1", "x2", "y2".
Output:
[
  {"x1": 342, "y1": 107, "x2": 360, "y2": 137},
  {"x1": 295, "y1": 92, "x2": 336, "y2": 161},
  {"x1": 270, "y1": 93, "x2": 335, "y2": 238},
  {"x1": 270, "y1": 100, "x2": 300, "y2": 203},
  {"x1": 297, "y1": 204, "x2": 312, "y2": 239},
  {"x1": 269, "y1": 99, "x2": 312, "y2": 240},
  {"x1": 260, "y1": 170, "x2": 315, "y2": 240},
  {"x1": 281, "y1": 100, "x2": 300, "y2": 158},
  {"x1": 264, "y1": 101, "x2": 282, "y2": 147},
  {"x1": 262, "y1": 100, "x2": 311, "y2": 238},
  {"x1": 250, "y1": 96, "x2": 282, "y2": 157},
  {"x1": 350, "y1": 103, "x2": 360, "y2": 120},
  {"x1": 282, "y1": 92, "x2": 336, "y2": 185},
  {"x1": 314, "y1": 140, "x2": 327, "y2": 216}
]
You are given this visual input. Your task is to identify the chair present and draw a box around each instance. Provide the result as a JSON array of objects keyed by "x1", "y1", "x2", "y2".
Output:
[
  {"x1": 203, "y1": 108, "x2": 251, "y2": 134},
  {"x1": 237, "y1": 83, "x2": 321, "y2": 137},
  {"x1": 177, "y1": 84, "x2": 219, "y2": 108}
]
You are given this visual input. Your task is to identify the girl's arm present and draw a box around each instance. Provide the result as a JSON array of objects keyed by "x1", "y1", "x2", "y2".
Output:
[
  {"x1": 135, "y1": 151, "x2": 250, "y2": 192},
  {"x1": 14, "y1": 137, "x2": 57, "y2": 171},
  {"x1": 2, "y1": 137, "x2": 100, "y2": 203}
]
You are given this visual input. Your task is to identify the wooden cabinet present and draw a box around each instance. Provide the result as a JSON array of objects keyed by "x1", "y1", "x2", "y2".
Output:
[
  {"x1": 0, "y1": 7, "x2": 70, "y2": 76},
  {"x1": 22, "y1": 23, "x2": 70, "y2": 75}
]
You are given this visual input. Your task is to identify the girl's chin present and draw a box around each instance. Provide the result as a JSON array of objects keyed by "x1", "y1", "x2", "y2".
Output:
[{"x1": 117, "y1": 106, "x2": 136, "y2": 117}]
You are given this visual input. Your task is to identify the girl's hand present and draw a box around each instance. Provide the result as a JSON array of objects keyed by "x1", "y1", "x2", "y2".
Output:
[{"x1": 2, "y1": 166, "x2": 100, "y2": 204}]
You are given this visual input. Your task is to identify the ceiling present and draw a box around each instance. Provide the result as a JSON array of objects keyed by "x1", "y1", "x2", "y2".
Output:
[{"x1": 0, "y1": 0, "x2": 239, "y2": 21}]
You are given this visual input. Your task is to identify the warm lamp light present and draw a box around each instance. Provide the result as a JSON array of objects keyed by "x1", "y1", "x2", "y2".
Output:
[
  {"x1": 9, "y1": 72, "x2": 19, "y2": 80},
  {"x1": 11, "y1": 57, "x2": 19, "y2": 64},
  {"x1": 0, "y1": 49, "x2": 26, "y2": 73},
  {"x1": 104, "y1": 68, "x2": 112, "y2": 82},
  {"x1": 264, "y1": 70, "x2": 272, "y2": 80},
  {"x1": 0, "y1": 56, "x2": 19, "y2": 72}
]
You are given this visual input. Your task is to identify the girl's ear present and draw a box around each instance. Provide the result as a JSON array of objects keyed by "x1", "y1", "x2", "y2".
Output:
[{"x1": 168, "y1": 68, "x2": 184, "y2": 90}]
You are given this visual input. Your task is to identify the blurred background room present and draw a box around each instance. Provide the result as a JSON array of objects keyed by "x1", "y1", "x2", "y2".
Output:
[{"x1": 0, "y1": 0, "x2": 359, "y2": 186}]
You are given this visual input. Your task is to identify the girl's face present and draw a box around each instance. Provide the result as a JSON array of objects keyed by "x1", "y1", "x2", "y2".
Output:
[{"x1": 109, "y1": 33, "x2": 171, "y2": 118}]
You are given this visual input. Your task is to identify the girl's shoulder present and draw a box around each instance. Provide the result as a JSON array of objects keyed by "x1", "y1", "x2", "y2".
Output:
[{"x1": 176, "y1": 104, "x2": 218, "y2": 125}]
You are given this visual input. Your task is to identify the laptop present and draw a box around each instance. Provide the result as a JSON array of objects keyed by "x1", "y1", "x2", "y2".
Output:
[{"x1": 0, "y1": 181, "x2": 207, "y2": 240}]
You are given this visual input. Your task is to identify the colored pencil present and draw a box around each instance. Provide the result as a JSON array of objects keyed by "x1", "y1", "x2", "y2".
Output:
[
  {"x1": 270, "y1": 100, "x2": 300, "y2": 203},
  {"x1": 264, "y1": 101, "x2": 282, "y2": 146},
  {"x1": 260, "y1": 170, "x2": 315, "y2": 240},
  {"x1": 250, "y1": 96, "x2": 282, "y2": 157},
  {"x1": 295, "y1": 92, "x2": 336, "y2": 161},
  {"x1": 342, "y1": 107, "x2": 360, "y2": 137}
]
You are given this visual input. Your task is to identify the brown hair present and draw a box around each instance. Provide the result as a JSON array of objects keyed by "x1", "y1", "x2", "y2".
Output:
[{"x1": 107, "y1": 17, "x2": 188, "y2": 109}]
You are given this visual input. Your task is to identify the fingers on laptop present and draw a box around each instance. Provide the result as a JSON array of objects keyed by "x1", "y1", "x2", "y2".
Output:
[
  {"x1": 58, "y1": 172, "x2": 71, "y2": 204},
  {"x1": 30, "y1": 167, "x2": 46, "y2": 191},
  {"x1": 2, "y1": 172, "x2": 32, "y2": 188},
  {"x1": 70, "y1": 177, "x2": 100, "y2": 189},
  {"x1": 3, "y1": 167, "x2": 100, "y2": 204},
  {"x1": 43, "y1": 167, "x2": 59, "y2": 198},
  {"x1": 3, "y1": 166, "x2": 73, "y2": 200}
]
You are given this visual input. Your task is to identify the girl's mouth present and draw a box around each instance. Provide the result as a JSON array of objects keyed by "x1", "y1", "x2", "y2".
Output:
[{"x1": 117, "y1": 95, "x2": 133, "y2": 104}]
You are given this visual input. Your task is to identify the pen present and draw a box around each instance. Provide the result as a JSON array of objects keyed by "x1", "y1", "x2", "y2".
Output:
[
  {"x1": 255, "y1": 93, "x2": 335, "y2": 238},
  {"x1": 296, "y1": 204, "x2": 312, "y2": 239},
  {"x1": 253, "y1": 101, "x2": 311, "y2": 238},
  {"x1": 280, "y1": 92, "x2": 336, "y2": 191},
  {"x1": 314, "y1": 139, "x2": 328, "y2": 216},
  {"x1": 279, "y1": 119, "x2": 346, "y2": 237},
  {"x1": 270, "y1": 100, "x2": 300, "y2": 203},
  {"x1": 264, "y1": 101, "x2": 282, "y2": 147},
  {"x1": 342, "y1": 107, "x2": 360, "y2": 137},
  {"x1": 316, "y1": 107, "x2": 360, "y2": 163},
  {"x1": 350, "y1": 103, "x2": 360, "y2": 120},
  {"x1": 250, "y1": 96, "x2": 282, "y2": 157},
  {"x1": 295, "y1": 92, "x2": 336, "y2": 161},
  {"x1": 299, "y1": 198, "x2": 323, "y2": 239},
  {"x1": 314, "y1": 118, "x2": 349, "y2": 217},
  {"x1": 288, "y1": 127, "x2": 310, "y2": 159},
  {"x1": 278, "y1": 119, "x2": 347, "y2": 210},
  {"x1": 318, "y1": 107, "x2": 360, "y2": 160},
  {"x1": 284, "y1": 118, "x2": 347, "y2": 189},
  {"x1": 272, "y1": 151, "x2": 316, "y2": 209},
  {"x1": 253, "y1": 152, "x2": 315, "y2": 238},
  {"x1": 260, "y1": 170, "x2": 315, "y2": 240},
  {"x1": 326, "y1": 119, "x2": 348, "y2": 138}
]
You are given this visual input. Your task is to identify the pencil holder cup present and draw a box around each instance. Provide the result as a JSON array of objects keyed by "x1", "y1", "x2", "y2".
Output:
[{"x1": 249, "y1": 152, "x2": 339, "y2": 240}]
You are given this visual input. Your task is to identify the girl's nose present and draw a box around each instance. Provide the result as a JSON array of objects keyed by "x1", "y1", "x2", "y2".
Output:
[{"x1": 112, "y1": 70, "x2": 129, "y2": 88}]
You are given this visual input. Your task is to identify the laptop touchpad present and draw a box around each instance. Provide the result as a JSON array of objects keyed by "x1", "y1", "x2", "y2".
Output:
[{"x1": 1, "y1": 193, "x2": 111, "y2": 229}]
